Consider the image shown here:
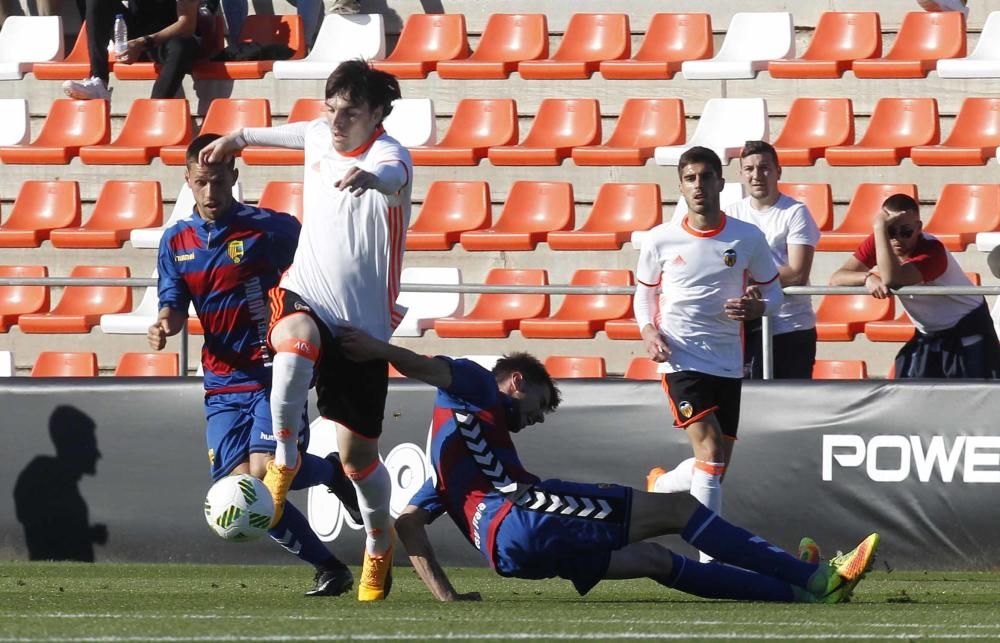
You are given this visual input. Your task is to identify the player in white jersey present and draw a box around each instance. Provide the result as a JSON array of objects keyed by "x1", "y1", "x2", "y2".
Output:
[
  {"x1": 637, "y1": 147, "x2": 782, "y2": 561},
  {"x1": 200, "y1": 60, "x2": 410, "y2": 601},
  {"x1": 726, "y1": 141, "x2": 820, "y2": 379}
]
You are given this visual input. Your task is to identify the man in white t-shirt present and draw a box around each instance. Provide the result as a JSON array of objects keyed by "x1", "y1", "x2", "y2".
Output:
[
  {"x1": 830, "y1": 193, "x2": 999, "y2": 378},
  {"x1": 201, "y1": 60, "x2": 411, "y2": 601},
  {"x1": 727, "y1": 141, "x2": 820, "y2": 379},
  {"x1": 637, "y1": 146, "x2": 783, "y2": 561}
]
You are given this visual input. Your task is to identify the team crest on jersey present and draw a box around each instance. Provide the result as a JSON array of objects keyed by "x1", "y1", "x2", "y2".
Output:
[
  {"x1": 227, "y1": 240, "x2": 245, "y2": 264},
  {"x1": 722, "y1": 249, "x2": 737, "y2": 267},
  {"x1": 679, "y1": 401, "x2": 694, "y2": 418},
  {"x1": 207, "y1": 448, "x2": 215, "y2": 465}
]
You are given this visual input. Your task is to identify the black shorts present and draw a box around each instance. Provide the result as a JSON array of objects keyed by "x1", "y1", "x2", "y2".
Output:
[
  {"x1": 744, "y1": 319, "x2": 818, "y2": 379},
  {"x1": 662, "y1": 371, "x2": 742, "y2": 439},
  {"x1": 269, "y1": 287, "x2": 388, "y2": 439}
]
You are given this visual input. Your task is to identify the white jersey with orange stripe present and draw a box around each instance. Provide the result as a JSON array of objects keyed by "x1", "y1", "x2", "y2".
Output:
[{"x1": 280, "y1": 120, "x2": 413, "y2": 342}]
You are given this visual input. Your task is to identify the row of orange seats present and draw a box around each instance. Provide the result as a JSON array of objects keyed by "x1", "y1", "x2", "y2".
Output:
[{"x1": 22, "y1": 351, "x2": 180, "y2": 377}]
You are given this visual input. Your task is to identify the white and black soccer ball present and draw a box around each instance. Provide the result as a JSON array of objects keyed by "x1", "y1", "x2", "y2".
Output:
[{"x1": 203, "y1": 474, "x2": 274, "y2": 542}]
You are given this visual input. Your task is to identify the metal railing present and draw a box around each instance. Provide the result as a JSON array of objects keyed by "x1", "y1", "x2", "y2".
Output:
[{"x1": 1, "y1": 276, "x2": 997, "y2": 378}]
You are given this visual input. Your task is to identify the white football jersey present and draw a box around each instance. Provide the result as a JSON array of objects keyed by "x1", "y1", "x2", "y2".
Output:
[
  {"x1": 636, "y1": 215, "x2": 780, "y2": 377},
  {"x1": 281, "y1": 121, "x2": 413, "y2": 341}
]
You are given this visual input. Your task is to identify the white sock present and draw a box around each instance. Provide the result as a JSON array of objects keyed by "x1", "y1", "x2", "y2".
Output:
[
  {"x1": 690, "y1": 460, "x2": 726, "y2": 563},
  {"x1": 270, "y1": 350, "x2": 314, "y2": 468},
  {"x1": 653, "y1": 457, "x2": 695, "y2": 493},
  {"x1": 350, "y1": 461, "x2": 392, "y2": 556}
]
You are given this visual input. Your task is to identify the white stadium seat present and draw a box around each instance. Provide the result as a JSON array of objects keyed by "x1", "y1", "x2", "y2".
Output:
[
  {"x1": 272, "y1": 14, "x2": 386, "y2": 80},
  {"x1": 681, "y1": 12, "x2": 794, "y2": 80},
  {"x1": 0, "y1": 16, "x2": 64, "y2": 80},
  {"x1": 100, "y1": 272, "x2": 159, "y2": 334},
  {"x1": 0, "y1": 350, "x2": 14, "y2": 377},
  {"x1": 383, "y1": 98, "x2": 437, "y2": 148},
  {"x1": 937, "y1": 12, "x2": 1000, "y2": 78},
  {"x1": 131, "y1": 182, "x2": 243, "y2": 249},
  {"x1": 0, "y1": 99, "x2": 29, "y2": 146},
  {"x1": 394, "y1": 266, "x2": 462, "y2": 337},
  {"x1": 653, "y1": 98, "x2": 769, "y2": 166}
]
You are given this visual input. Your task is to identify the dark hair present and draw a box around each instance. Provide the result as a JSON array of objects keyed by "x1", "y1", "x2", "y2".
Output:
[
  {"x1": 677, "y1": 146, "x2": 723, "y2": 179},
  {"x1": 186, "y1": 133, "x2": 236, "y2": 170},
  {"x1": 740, "y1": 140, "x2": 780, "y2": 166},
  {"x1": 493, "y1": 352, "x2": 561, "y2": 412},
  {"x1": 882, "y1": 193, "x2": 920, "y2": 216},
  {"x1": 325, "y1": 59, "x2": 402, "y2": 122}
]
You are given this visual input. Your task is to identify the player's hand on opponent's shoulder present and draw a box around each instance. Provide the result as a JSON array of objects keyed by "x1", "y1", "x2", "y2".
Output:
[
  {"x1": 198, "y1": 132, "x2": 244, "y2": 165},
  {"x1": 335, "y1": 166, "x2": 378, "y2": 196},
  {"x1": 147, "y1": 320, "x2": 168, "y2": 350},
  {"x1": 640, "y1": 324, "x2": 670, "y2": 362}
]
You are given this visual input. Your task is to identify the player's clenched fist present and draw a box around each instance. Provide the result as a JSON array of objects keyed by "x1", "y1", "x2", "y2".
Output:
[
  {"x1": 640, "y1": 324, "x2": 670, "y2": 362},
  {"x1": 147, "y1": 320, "x2": 168, "y2": 351}
]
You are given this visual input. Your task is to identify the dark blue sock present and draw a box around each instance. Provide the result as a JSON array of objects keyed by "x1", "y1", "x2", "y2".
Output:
[
  {"x1": 682, "y1": 504, "x2": 817, "y2": 589},
  {"x1": 291, "y1": 453, "x2": 334, "y2": 490},
  {"x1": 656, "y1": 552, "x2": 796, "y2": 602},
  {"x1": 268, "y1": 500, "x2": 331, "y2": 567}
]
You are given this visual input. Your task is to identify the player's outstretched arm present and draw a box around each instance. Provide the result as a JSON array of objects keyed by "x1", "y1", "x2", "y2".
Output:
[
  {"x1": 396, "y1": 506, "x2": 482, "y2": 603},
  {"x1": 338, "y1": 326, "x2": 453, "y2": 389}
]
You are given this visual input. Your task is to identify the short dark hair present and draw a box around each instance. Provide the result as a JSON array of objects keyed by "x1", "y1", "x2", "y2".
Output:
[
  {"x1": 493, "y1": 352, "x2": 561, "y2": 412},
  {"x1": 740, "y1": 140, "x2": 780, "y2": 166},
  {"x1": 325, "y1": 59, "x2": 402, "y2": 121},
  {"x1": 677, "y1": 146, "x2": 722, "y2": 179},
  {"x1": 882, "y1": 193, "x2": 920, "y2": 216},
  {"x1": 185, "y1": 133, "x2": 235, "y2": 170}
]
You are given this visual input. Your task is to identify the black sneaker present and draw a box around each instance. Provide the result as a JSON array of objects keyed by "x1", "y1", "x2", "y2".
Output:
[
  {"x1": 305, "y1": 558, "x2": 354, "y2": 597},
  {"x1": 325, "y1": 453, "x2": 363, "y2": 525}
]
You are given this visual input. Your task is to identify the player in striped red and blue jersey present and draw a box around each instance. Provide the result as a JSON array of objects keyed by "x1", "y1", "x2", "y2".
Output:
[{"x1": 148, "y1": 134, "x2": 360, "y2": 597}]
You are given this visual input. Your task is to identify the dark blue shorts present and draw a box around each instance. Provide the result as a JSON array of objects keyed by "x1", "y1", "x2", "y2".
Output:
[
  {"x1": 493, "y1": 479, "x2": 632, "y2": 595},
  {"x1": 204, "y1": 389, "x2": 309, "y2": 481}
]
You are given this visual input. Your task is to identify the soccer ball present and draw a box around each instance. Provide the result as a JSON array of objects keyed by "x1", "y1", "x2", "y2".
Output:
[{"x1": 203, "y1": 474, "x2": 274, "y2": 542}]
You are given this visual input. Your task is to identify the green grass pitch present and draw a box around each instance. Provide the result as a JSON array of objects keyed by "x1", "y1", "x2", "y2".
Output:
[{"x1": 2, "y1": 562, "x2": 999, "y2": 641}]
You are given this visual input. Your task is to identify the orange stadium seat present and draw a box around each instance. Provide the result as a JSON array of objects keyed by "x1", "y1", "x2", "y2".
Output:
[
  {"x1": 824, "y1": 98, "x2": 939, "y2": 166},
  {"x1": 30, "y1": 351, "x2": 98, "y2": 377},
  {"x1": 571, "y1": 98, "x2": 685, "y2": 166},
  {"x1": 817, "y1": 183, "x2": 918, "y2": 251},
  {"x1": 768, "y1": 12, "x2": 881, "y2": 78},
  {"x1": 519, "y1": 269, "x2": 633, "y2": 339},
  {"x1": 600, "y1": 13, "x2": 712, "y2": 80},
  {"x1": 0, "y1": 99, "x2": 109, "y2": 164},
  {"x1": 258, "y1": 181, "x2": 304, "y2": 222},
  {"x1": 815, "y1": 294, "x2": 894, "y2": 341},
  {"x1": 548, "y1": 183, "x2": 662, "y2": 250},
  {"x1": 160, "y1": 98, "x2": 271, "y2": 165},
  {"x1": 519, "y1": 13, "x2": 629, "y2": 79},
  {"x1": 460, "y1": 181, "x2": 573, "y2": 251},
  {"x1": 778, "y1": 182, "x2": 833, "y2": 231},
  {"x1": 604, "y1": 318, "x2": 641, "y2": 340},
  {"x1": 18, "y1": 265, "x2": 131, "y2": 333},
  {"x1": 911, "y1": 97, "x2": 1000, "y2": 166},
  {"x1": 407, "y1": 181, "x2": 491, "y2": 250},
  {"x1": 772, "y1": 98, "x2": 854, "y2": 166},
  {"x1": 813, "y1": 359, "x2": 869, "y2": 379},
  {"x1": 544, "y1": 356, "x2": 606, "y2": 379},
  {"x1": 372, "y1": 14, "x2": 469, "y2": 79},
  {"x1": 114, "y1": 16, "x2": 224, "y2": 80},
  {"x1": 488, "y1": 98, "x2": 600, "y2": 166},
  {"x1": 923, "y1": 184, "x2": 1000, "y2": 251},
  {"x1": 0, "y1": 265, "x2": 49, "y2": 332},
  {"x1": 0, "y1": 180, "x2": 81, "y2": 247},
  {"x1": 50, "y1": 181, "x2": 162, "y2": 248},
  {"x1": 241, "y1": 98, "x2": 321, "y2": 165},
  {"x1": 624, "y1": 357, "x2": 661, "y2": 380},
  {"x1": 79, "y1": 99, "x2": 192, "y2": 165},
  {"x1": 436, "y1": 13, "x2": 548, "y2": 79},
  {"x1": 434, "y1": 268, "x2": 549, "y2": 338},
  {"x1": 114, "y1": 352, "x2": 180, "y2": 376},
  {"x1": 193, "y1": 15, "x2": 305, "y2": 80},
  {"x1": 410, "y1": 99, "x2": 518, "y2": 166},
  {"x1": 32, "y1": 23, "x2": 113, "y2": 80},
  {"x1": 852, "y1": 11, "x2": 966, "y2": 78}
]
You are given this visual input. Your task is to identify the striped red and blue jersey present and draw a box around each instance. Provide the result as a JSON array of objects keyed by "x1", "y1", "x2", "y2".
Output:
[
  {"x1": 408, "y1": 357, "x2": 540, "y2": 567},
  {"x1": 157, "y1": 203, "x2": 300, "y2": 393}
]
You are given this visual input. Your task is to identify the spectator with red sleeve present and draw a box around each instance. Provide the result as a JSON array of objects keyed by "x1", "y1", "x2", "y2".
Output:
[{"x1": 829, "y1": 193, "x2": 1000, "y2": 378}]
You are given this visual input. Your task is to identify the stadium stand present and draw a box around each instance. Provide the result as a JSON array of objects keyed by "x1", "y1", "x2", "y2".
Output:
[
  {"x1": 272, "y1": 13, "x2": 386, "y2": 80},
  {"x1": 768, "y1": 12, "x2": 882, "y2": 79},
  {"x1": 112, "y1": 16, "x2": 225, "y2": 82},
  {"x1": 434, "y1": 269, "x2": 549, "y2": 338},
  {"x1": 681, "y1": 12, "x2": 793, "y2": 79},
  {"x1": 623, "y1": 356, "x2": 660, "y2": 380},
  {"x1": 114, "y1": 352, "x2": 180, "y2": 377},
  {"x1": 824, "y1": 98, "x2": 939, "y2": 166},
  {"x1": 852, "y1": 11, "x2": 966, "y2": 78},
  {"x1": 31, "y1": 23, "x2": 103, "y2": 80},
  {"x1": 910, "y1": 97, "x2": 1000, "y2": 165},
  {"x1": 547, "y1": 182, "x2": 661, "y2": 250},
  {"x1": 372, "y1": 13, "x2": 469, "y2": 79},
  {"x1": 0, "y1": 180, "x2": 81, "y2": 247},
  {"x1": 0, "y1": 99, "x2": 29, "y2": 146},
  {"x1": 30, "y1": 351, "x2": 98, "y2": 377},
  {"x1": 159, "y1": 98, "x2": 271, "y2": 165},
  {"x1": 815, "y1": 294, "x2": 895, "y2": 341},
  {"x1": 18, "y1": 266, "x2": 131, "y2": 334},
  {"x1": 79, "y1": 99, "x2": 192, "y2": 165},
  {"x1": 771, "y1": 98, "x2": 854, "y2": 166},
  {"x1": 518, "y1": 13, "x2": 629, "y2": 80},
  {"x1": 777, "y1": 183, "x2": 834, "y2": 231},
  {"x1": 937, "y1": 11, "x2": 1000, "y2": 78},
  {"x1": 813, "y1": 359, "x2": 869, "y2": 379},
  {"x1": 0, "y1": 15, "x2": 63, "y2": 80},
  {"x1": 922, "y1": 184, "x2": 1000, "y2": 250},
  {"x1": 410, "y1": 98, "x2": 518, "y2": 166},
  {"x1": 817, "y1": 183, "x2": 919, "y2": 251},
  {"x1": 519, "y1": 269, "x2": 633, "y2": 339},
  {"x1": 653, "y1": 98, "x2": 768, "y2": 165},
  {"x1": 459, "y1": 181, "x2": 573, "y2": 250},
  {"x1": 382, "y1": 97, "x2": 436, "y2": 148},
  {"x1": 49, "y1": 181, "x2": 162, "y2": 249},
  {"x1": 487, "y1": 98, "x2": 601, "y2": 166},
  {"x1": 394, "y1": 267, "x2": 463, "y2": 337},
  {"x1": 571, "y1": 98, "x2": 686, "y2": 166},
  {"x1": 192, "y1": 15, "x2": 306, "y2": 80},
  {"x1": 544, "y1": 355, "x2": 607, "y2": 378},
  {"x1": 0, "y1": 266, "x2": 49, "y2": 332},
  {"x1": 406, "y1": 181, "x2": 491, "y2": 250},
  {"x1": 436, "y1": 13, "x2": 548, "y2": 79},
  {"x1": 99, "y1": 273, "x2": 158, "y2": 335},
  {"x1": 257, "y1": 181, "x2": 304, "y2": 222},
  {"x1": 599, "y1": 12, "x2": 712, "y2": 80},
  {"x1": 0, "y1": 99, "x2": 108, "y2": 164}
]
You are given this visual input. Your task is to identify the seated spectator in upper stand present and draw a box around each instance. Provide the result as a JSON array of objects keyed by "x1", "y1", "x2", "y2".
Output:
[
  {"x1": 726, "y1": 141, "x2": 820, "y2": 379},
  {"x1": 830, "y1": 193, "x2": 1000, "y2": 379},
  {"x1": 211, "y1": 0, "x2": 323, "y2": 48},
  {"x1": 63, "y1": 0, "x2": 203, "y2": 101}
]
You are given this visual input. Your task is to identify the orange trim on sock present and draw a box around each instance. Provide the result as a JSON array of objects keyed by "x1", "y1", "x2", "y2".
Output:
[
  {"x1": 275, "y1": 338, "x2": 319, "y2": 361},
  {"x1": 694, "y1": 460, "x2": 727, "y2": 476},
  {"x1": 345, "y1": 458, "x2": 381, "y2": 481}
]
